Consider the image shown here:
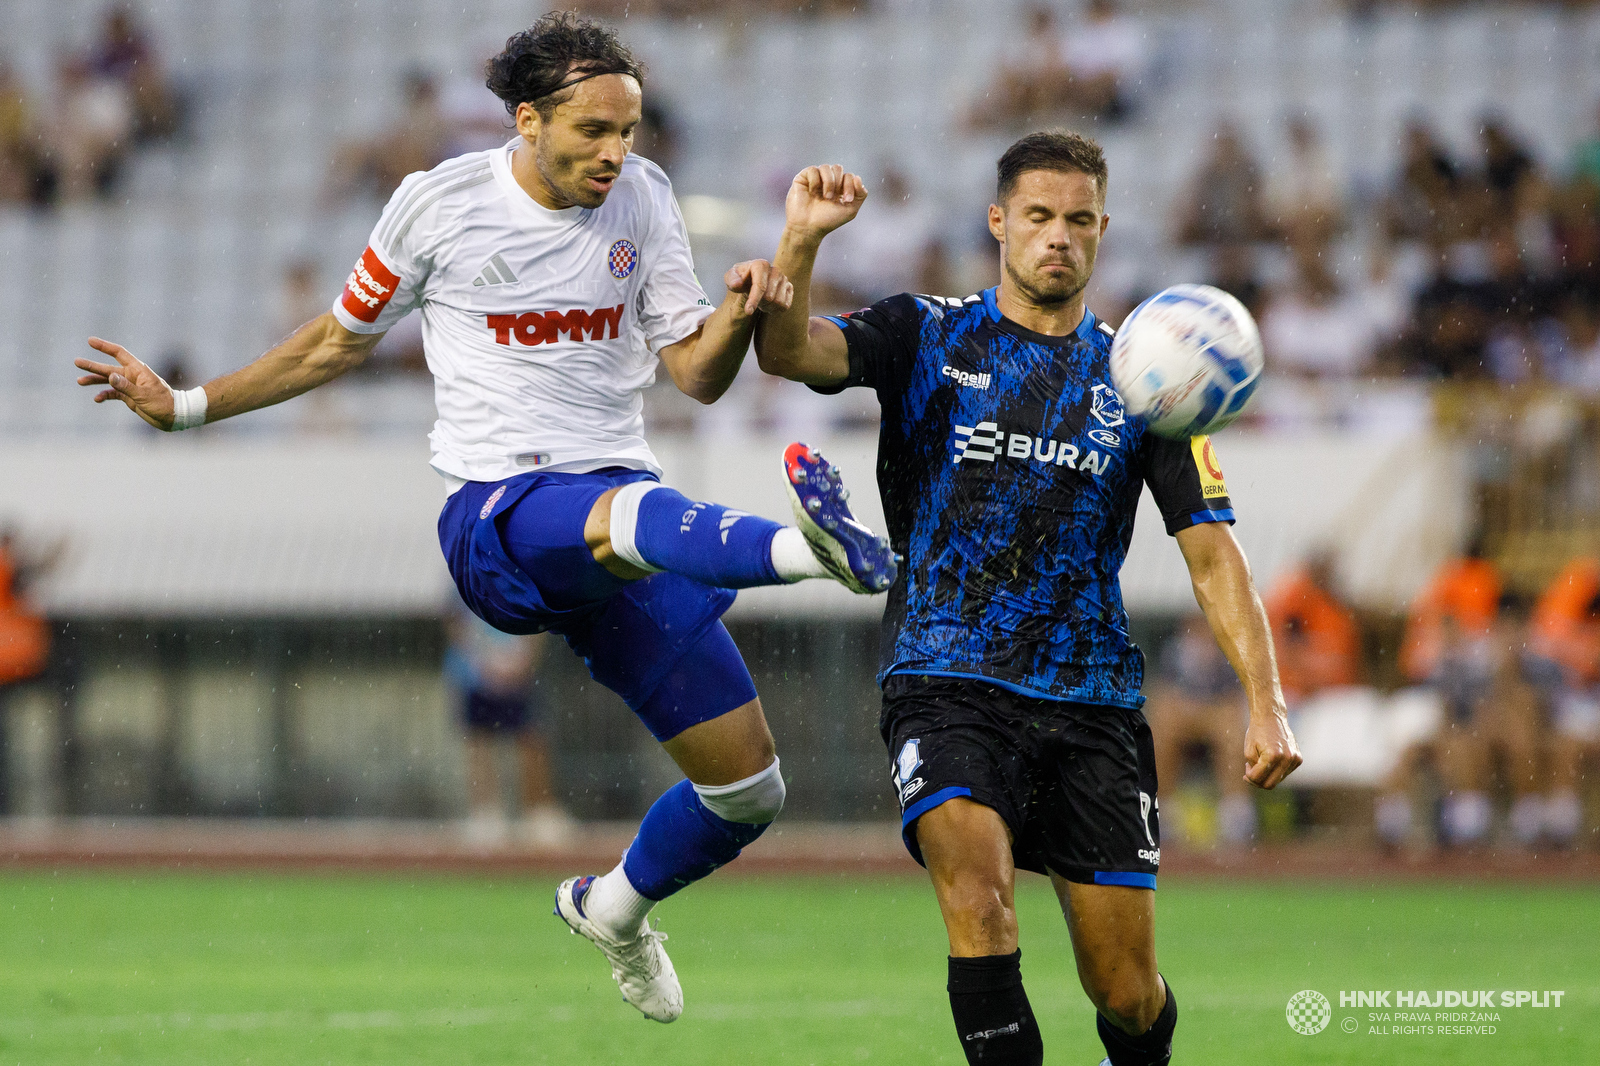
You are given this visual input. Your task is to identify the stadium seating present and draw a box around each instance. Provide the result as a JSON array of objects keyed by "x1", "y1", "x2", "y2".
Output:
[{"x1": 5, "y1": 0, "x2": 1600, "y2": 435}]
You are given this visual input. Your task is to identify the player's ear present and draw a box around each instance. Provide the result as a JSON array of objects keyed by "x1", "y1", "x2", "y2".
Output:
[
  {"x1": 515, "y1": 101, "x2": 542, "y2": 143},
  {"x1": 987, "y1": 202, "x2": 1005, "y2": 244},
  {"x1": 1100, "y1": 210, "x2": 1110, "y2": 237}
]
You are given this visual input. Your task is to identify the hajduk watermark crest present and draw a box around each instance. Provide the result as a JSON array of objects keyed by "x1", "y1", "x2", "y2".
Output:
[
  {"x1": 1287, "y1": 988, "x2": 1565, "y2": 1038},
  {"x1": 1286, "y1": 990, "x2": 1331, "y2": 1035}
]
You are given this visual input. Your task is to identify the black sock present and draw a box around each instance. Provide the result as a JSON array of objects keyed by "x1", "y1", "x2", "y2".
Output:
[
  {"x1": 947, "y1": 951, "x2": 1044, "y2": 1065},
  {"x1": 1096, "y1": 975, "x2": 1177, "y2": 1066}
]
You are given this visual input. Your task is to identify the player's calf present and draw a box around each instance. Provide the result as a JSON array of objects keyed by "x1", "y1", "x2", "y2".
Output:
[{"x1": 948, "y1": 950, "x2": 1044, "y2": 1066}]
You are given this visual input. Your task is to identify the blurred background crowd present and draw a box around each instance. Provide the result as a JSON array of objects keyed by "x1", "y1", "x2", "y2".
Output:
[{"x1": 4, "y1": 0, "x2": 1600, "y2": 858}]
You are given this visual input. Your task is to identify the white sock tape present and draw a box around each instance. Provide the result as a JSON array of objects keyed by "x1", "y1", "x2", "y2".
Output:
[
  {"x1": 608, "y1": 481, "x2": 666, "y2": 572},
  {"x1": 693, "y1": 757, "x2": 786, "y2": 825},
  {"x1": 169, "y1": 385, "x2": 208, "y2": 431}
]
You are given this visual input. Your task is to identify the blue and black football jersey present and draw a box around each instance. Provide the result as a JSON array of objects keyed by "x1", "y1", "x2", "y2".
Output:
[{"x1": 815, "y1": 287, "x2": 1235, "y2": 708}]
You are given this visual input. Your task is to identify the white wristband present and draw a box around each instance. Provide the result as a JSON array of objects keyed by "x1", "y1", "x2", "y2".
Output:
[{"x1": 169, "y1": 386, "x2": 208, "y2": 431}]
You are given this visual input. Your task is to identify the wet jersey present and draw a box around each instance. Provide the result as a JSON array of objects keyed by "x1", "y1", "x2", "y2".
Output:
[
  {"x1": 816, "y1": 288, "x2": 1235, "y2": 708},
  {"x1": 330, "y1": 142, "x2": 714, "y2": 484}
]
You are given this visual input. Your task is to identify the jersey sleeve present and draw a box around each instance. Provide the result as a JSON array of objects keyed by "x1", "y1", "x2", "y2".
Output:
[
  {"x1": 1144, "y1": 433, "x2": 1236, "y2": 535},
  {"x1": 808, "y1": 292, "x2": 922, "y2": 403},
  {"x1": 635, "y1": 163, "x2": 715, "y2": 351},
  {"x1": 329, "y1": 173, "x2": 432, "y2": 335}
]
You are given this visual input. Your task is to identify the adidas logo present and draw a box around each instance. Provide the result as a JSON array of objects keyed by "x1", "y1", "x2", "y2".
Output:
[
  {"x1": 472, "y1": 254, "x2": 519, "y2": 287},
  {"x1": 719, "y1": 509, "x2": 750, "y2": 544}
]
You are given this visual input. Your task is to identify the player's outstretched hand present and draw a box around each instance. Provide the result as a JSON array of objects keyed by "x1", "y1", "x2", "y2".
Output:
[
  {"x1": 1242, "y1": 712, "x2": 1302, "y2": 790},
  {"x1": 75, "y1": 338, "x2": 176, "y2": 430},
  {"x1": 724, "y1": 259, "x2": 794, "y2": 317},
  {"x1": 785, "y1": 164, "x2": 868, "y2": 242}
]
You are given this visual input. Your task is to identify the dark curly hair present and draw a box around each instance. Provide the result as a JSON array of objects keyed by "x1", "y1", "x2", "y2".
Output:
[{"x1": 485, "y1": 12, "x2": 644, "y2": 121}]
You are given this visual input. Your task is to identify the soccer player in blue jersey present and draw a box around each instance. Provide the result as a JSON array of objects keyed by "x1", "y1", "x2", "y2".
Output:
[
  {"x1": 74, "y1": 12, "x2": 897, "y2": 1026},
  {"x1": 755, "y1": 132, "x2": 1302, "y2": 1066}
]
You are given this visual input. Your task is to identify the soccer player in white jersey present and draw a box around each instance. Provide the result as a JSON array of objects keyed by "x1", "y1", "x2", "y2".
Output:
[{"x1": 74, "y1": 12, "x2": 896, "y2": 1024}]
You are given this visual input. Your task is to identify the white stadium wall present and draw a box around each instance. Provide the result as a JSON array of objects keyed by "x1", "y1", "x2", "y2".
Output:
[{"x1": 8, "y1": 428, "x2": 1470, "y2": 620}]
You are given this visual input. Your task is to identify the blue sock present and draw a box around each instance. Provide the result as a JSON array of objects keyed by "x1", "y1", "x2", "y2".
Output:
[
  {"x1": 630, "y1": 487, "x2": 784, "y2": 588},
  {"x1": 622, "y1": 779, "x2": 771, "y2": 900}
]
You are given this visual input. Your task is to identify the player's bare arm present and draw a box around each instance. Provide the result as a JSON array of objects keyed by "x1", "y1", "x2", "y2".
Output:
[
  {"x1": 1175, "y1": 520, "x2": 1303, "y2": 789},
  {"x1": 73, "y1": 312, "x2": 380, "y2": 430},
  {"x1": 656, "y1": 258, "x2": 793, "y2": 404},
  {"x1": 752, "y1": 164, "x2": 867, "y2": 385}
]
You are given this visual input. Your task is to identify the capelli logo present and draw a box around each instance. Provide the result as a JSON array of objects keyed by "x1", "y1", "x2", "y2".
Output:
[{"x1": 942, "y1": 365, "x2": 991, "y2": 390}]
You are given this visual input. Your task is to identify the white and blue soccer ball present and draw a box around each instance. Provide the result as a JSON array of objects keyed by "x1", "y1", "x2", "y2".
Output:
[{"x1": 1108, "y1": 283, "x2": 1263, "y2": 439}]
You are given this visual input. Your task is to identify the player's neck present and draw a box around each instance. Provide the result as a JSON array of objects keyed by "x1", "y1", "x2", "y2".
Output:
[
  {"x1": 511, "y1": 143, "x2": 577, "y2": 211},
  {"x1": 994, "y1": 282, "x2": 1087, "y2": 338}
]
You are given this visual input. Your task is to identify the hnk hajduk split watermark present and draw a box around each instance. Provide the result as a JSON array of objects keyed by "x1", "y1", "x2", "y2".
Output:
[{"x1": 1286, "y1": 988, "x2": 1565, "y2": 1037}]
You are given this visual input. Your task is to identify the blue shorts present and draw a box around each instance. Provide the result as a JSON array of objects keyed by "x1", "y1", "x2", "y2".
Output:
[
  {"x1": 438, "y1": 469, "x2": 757, "y2": 742},
  {"x1": 462, "y1": 688, "x2": 542, "y2": 733}
]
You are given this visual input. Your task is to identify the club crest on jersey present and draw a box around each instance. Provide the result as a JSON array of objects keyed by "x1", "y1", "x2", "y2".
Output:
[
  {"x1": 1090, "y1": 384, "x2": 1126, "y2": 429},
  {"x1": 607, "y1": 239, "x2": 638, "y2": 279}
]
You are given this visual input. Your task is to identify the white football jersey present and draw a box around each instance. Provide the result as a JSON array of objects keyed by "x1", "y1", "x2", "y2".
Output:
[{"x1": 331, "y1": 140, "x2": 715, "y2": 485}]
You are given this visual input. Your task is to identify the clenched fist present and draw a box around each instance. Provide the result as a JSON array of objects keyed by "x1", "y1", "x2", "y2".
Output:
[{"x1": 785, "y1": 164, "x2": 868, "y2": 244}]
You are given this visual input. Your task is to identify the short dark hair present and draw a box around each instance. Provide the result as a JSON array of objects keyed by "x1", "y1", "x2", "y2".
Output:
[
  {"x1": 485, "y1": 12, "x2": 644, "y2": 121},
  {"x1": 996, "y1": 130, "x2": 1108, "y2": 207}
]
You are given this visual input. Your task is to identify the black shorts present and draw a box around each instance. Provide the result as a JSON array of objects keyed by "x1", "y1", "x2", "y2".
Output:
[{"x1": 881, "y1": 674, "x2": 1161, "y2": 889}]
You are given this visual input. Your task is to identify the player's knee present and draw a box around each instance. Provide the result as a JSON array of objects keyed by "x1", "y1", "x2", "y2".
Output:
[
  {"x1": 693, "y1": 756, "x2": 786, "y2": 826},
  {"x1": 1097, "y1": 973, "x2": 1166, "y2": 1035}
]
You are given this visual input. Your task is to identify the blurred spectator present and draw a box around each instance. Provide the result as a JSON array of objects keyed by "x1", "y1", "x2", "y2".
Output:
[
  {"x1": 1480, "y1": 227, "x2": 1554, "y2": 383},
  {"x1": 1379, "y1": 609, "x2": 1548, "y2": 851},
  {"x1": 1401, "y1": 241, "x2": 1497, "y2": 379},
  {"x1": 1350, "y1": 241, "x2": 1413, "y2": 373},
  {"x1": 1384, "y1": 119, "x2": 1463, "y2": 245},
  {"x1": 86, "y1": 4, "x2": 180, "y2": 142},
  {"x1": 1569, "y1": 100, "x2": 1600, "y2": 188},
  {"x1": 439, "y1": 60, "x2": 512, "y2": 158},
  {"x1": 1527, "y1": 558, "x2": 1600, "y2": 849},
  {"x1": 1529, "y1": 557, "x2": 1600, "y2": 688},
  {"x1": 632, "y1": 100, "x2": 681, "y2": 174},
  {"x1": 967, "y1": 1, "x2": 1142, "y2": 127},
  {"x1": 1556, "y1": 295, "x2": 1600, "y2": 392},
  {"x1": 1259, "y1": 250, "x2": 1374, "y2": 378},
  {"x1": 0, "y1": 525, "x2": 62, "y2": 813},
  {"x1": 446, "y1": 607, "x2": 572, "y2": 847},
  {"x1": 0, "y1": 62, "x2": 52, "y2": 205},
  {"x1": 326, "y1": 70, "x2": 449, "y2": 203},
  {"x1": 1263, "y1": 553, "x2": 1361, "y2": 704},
  {"x1": 1145, "y1": 615, "x2": 1254, "y2": 846},
  {"x1": 0, "y1": 526, "x2": 54, "y2": 692},
  {"x1": 1265, "y1": 116, "x2": 1345, "y2": 249},
  {"x1": 1176, "y1": 123, "x2": 1269, "y2": 246},
  {"x1": 967, "y1": 5, "x2": 1070, "y2": 128},
  {"x1": 1478, "y1": 116, "x2": 1540, "y2": 218},
  {"x1": 51, "y1": 55, "x2": 135, "y2": 201},
  {"x1": 1399, "y1": 544, "x2": 1502, "y2": 684},
  {"x1": 1207, "y1": 243, "x2": 1265, "y2": 320},
  {"x1": 1059, "y1": 0, "x2": 1146, "y2": 122}
]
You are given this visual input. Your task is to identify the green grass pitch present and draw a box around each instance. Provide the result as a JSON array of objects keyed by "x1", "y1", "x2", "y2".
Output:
[{"x1": 1, "y1": 869, "x2": 1594, "y2": 1064}]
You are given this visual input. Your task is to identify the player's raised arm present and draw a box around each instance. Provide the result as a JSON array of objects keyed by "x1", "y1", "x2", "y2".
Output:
[
  {"x1": 1175, "y1": 520, "x2": 1304, "y2": 789},
  {"x1": 74, "y1": 312, "x2": 382, "y2": 431},
  {"x1": 655, "y1": 258, "x2": 793, "y2": 404},
  {"x1": 753, "y1": 164, "x2": 867, "y2": 386}
]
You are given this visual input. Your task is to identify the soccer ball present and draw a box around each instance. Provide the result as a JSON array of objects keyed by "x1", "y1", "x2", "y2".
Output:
[{"x1": 1108, "y1": 283, "x2": 1263, "y2": 439}]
